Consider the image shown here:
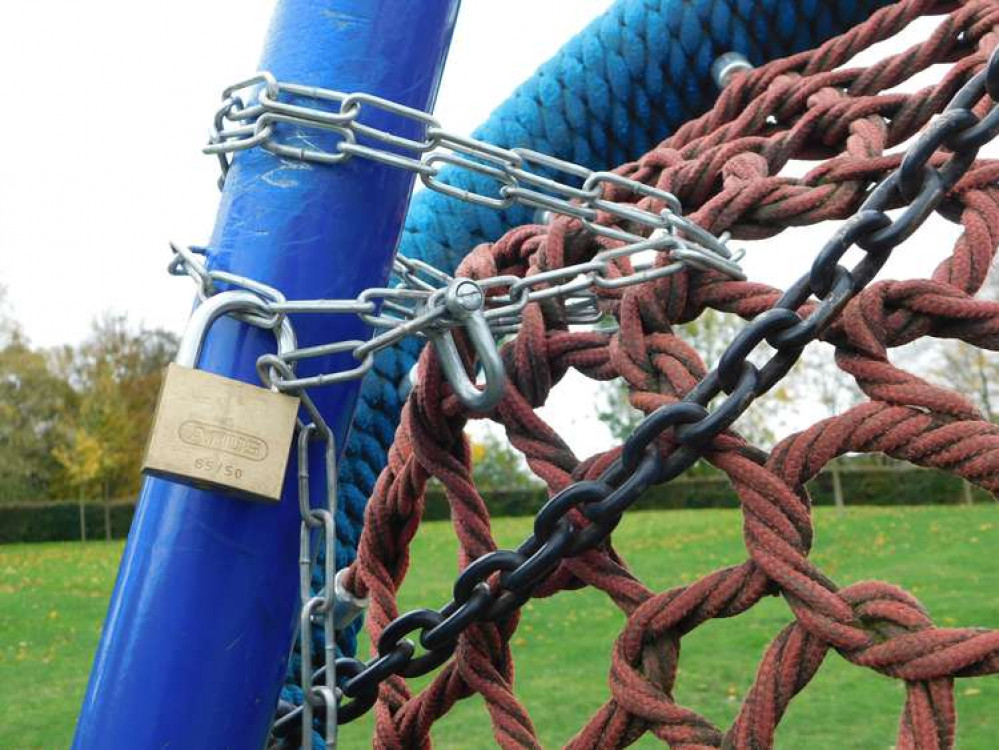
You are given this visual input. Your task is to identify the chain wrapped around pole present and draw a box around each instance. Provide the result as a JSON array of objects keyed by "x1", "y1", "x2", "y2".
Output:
[
  {"x1": 169, "y1": 197, "x2": 743, "y2": 408},
  {"x1": 173, "y1": 35, "x2": 747, "y2": 746}
]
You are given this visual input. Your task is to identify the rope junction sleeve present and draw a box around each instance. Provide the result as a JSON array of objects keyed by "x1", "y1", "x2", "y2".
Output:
[{"x1": 332, "y1": 0, "x2": 999, "y2": 747}]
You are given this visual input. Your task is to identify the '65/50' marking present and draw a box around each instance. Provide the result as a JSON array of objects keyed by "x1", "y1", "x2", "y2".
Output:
[{"x1": 178, "y1": 421, "x2": 269, "y2": 461}]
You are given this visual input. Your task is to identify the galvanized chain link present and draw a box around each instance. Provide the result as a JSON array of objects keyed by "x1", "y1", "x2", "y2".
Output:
[
  {"x1": 204, "y1": 71, "x2": 749, "y2": 265},
  {"x1": 170, "y1": 209, "x2": 743, "y2": 410},
  {"x1": 289, "y1": 420, "x2": 339, "y2": 750},
  {"x1": 192, "y1": 71, "x2": 746, "y2": 414},
  {"x1": 292, "y1": 40, "x2": 999, "y2": 728},
  {"x1": 169, "y1": 244, "x2": 470, "y2": 392}
]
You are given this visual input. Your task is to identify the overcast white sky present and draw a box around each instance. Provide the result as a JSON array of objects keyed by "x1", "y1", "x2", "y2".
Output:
[
  {"x1": 0, "y1": 4, "x2": 990, "y2": 457},
  {"x1": 0, "y1": 0, "x2": 616, "y2": 348}
]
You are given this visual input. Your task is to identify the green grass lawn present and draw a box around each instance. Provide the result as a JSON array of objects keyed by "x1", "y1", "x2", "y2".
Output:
[{"x1": 1, "y1": 506, "x2": 996, "y2": 749}]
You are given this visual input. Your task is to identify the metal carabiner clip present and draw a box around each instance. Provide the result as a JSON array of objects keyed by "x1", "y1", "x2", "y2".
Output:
[{"x1": 429, "y1": 278, "x2": 506, "y2": 411}]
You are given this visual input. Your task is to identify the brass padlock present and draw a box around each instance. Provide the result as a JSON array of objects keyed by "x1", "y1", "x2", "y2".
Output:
[{"x1": 142, "y1": 291, "x2": 300, "y2": 502}]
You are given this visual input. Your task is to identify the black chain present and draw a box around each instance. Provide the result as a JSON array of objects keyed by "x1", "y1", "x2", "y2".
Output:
[{"x1": 271, "y1": 45, "x2": 999, "y2": 735}]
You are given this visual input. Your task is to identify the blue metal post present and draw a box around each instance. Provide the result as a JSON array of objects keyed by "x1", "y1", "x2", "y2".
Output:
[{"x1": 72, "y1": 2, "x2": 460, "y2": 748}]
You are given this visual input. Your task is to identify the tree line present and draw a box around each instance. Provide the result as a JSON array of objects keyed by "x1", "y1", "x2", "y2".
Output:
[
  {"x1": 595, "y1": 301, "x2": 999, "y2": 462},
  {"x1": 0, "y1": 287, "x2": 178, "y2": 505},
  {"x1": 2, "y1": 273, "x2": 996, "y2": 510}
]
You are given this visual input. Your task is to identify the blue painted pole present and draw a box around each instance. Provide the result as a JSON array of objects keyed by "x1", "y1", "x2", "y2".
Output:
[{"x1": 72, "y1": 2, "x2": 460, "y2": 748}]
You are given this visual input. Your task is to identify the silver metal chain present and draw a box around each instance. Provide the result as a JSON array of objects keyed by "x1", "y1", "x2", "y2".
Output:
[
  {"x1": 186, "y1": 71, "x2": 748, "y2": 749},
  {"x1": 292, "y1": 419, "x2": 339, "y2": 750},
  {"x1": 203, "y1": 71, "x2": 748, "y2": 261},
  {"x1": 187, "y1": 66, "x2": 749, "y2": 405},
  {"x1": 198, "y1": 75, "x2": 746, "y2": 405},
  {"x1": 171, "y1": 208, "x2": 743, "y2": 411}
]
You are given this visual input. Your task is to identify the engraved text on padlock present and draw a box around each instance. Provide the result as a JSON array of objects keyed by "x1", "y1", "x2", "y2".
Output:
[{"x1": 142, "y1": 292, "x2": 300, "y2": 502}]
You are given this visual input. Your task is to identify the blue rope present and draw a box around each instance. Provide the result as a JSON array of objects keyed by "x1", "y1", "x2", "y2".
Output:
[{"x1": 283, "y1": 0, "x2": 895, "y2": 742}]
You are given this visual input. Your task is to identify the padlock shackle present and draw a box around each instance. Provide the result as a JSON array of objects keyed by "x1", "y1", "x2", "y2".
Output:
[{"x1": 176, "y1": 290, "x2": 297, "y2": 371}]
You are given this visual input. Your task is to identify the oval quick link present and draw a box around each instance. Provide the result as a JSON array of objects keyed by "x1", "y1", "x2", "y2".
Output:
[{"x1": 427, "y1": 279, "x2": 506, "y2": 411}]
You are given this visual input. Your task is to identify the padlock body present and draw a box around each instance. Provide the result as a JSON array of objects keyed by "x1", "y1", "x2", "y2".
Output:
[{"x1": 142, "y1": 363, "x2": 299, "y2": 502}]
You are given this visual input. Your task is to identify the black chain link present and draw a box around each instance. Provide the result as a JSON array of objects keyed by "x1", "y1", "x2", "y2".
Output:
[{"x1": 270, "y1": 44, "x2": 999, "y2": 735}]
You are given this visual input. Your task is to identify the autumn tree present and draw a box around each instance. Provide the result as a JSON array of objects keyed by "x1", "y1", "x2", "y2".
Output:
[
  {"x1": 470, "y1": 428, "x2": 541, "y2": 492},
  {"x1": 920, "y1": 269, "x2": 999, "y2": 422},
  {"x1": 935, "y1": 343, "x2": 999, "y2": 421},
  {"x1": 54, "y1": 364, "x2": 133, "y2": 502},
  {"x1": 53, "y1": 313, "x2": 178, "y2": 535},
  {"x1": 0, "y1": 293, "x2": 75, "y2": 501},
  {"x1": 596, "y1": 308, "x2": 790, "y2": 452}
]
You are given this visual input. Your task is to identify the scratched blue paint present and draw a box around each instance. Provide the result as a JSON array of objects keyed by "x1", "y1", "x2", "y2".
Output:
[{"x1": 72, "y1": 1, "x2": 459, "y2": 747}]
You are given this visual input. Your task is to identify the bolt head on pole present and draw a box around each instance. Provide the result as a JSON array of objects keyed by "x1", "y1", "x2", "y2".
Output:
[
  {"x1": 445, "y1": 278, "x2": 485, "y2": 318},
  {"x1": 711, "y1": 52, "x2": 753, "y2": 89}
]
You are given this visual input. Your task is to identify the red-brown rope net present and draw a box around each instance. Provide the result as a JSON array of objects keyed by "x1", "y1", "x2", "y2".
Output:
[{"x1": 343, "y1": 1, "x2": 999, "y2": 746}]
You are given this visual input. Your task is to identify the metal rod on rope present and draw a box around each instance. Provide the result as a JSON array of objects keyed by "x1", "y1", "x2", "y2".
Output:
[{"x1": 71, "y1": 2, "x2": 459, "y2": 748}]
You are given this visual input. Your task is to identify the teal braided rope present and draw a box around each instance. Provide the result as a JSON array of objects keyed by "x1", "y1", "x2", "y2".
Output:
[{"x1": 281, "y1": 0, "x2": 895, "y2": 745}]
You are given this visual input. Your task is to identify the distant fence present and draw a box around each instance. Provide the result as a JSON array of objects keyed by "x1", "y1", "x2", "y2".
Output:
[
  {"x1": 0, "y1": 465, "x2": 990, "y2": 544},
  {"x1": 422, "y1": 464, "x2": 990, "y2": 521},
  {"x1": 0, "y1": 500, "x2": 134, "y2": 544}
]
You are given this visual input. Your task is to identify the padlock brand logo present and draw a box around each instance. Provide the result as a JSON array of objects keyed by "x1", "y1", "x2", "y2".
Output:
[{"x1": 178, "y1": 421, "x2": 269, "y2": 461}]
